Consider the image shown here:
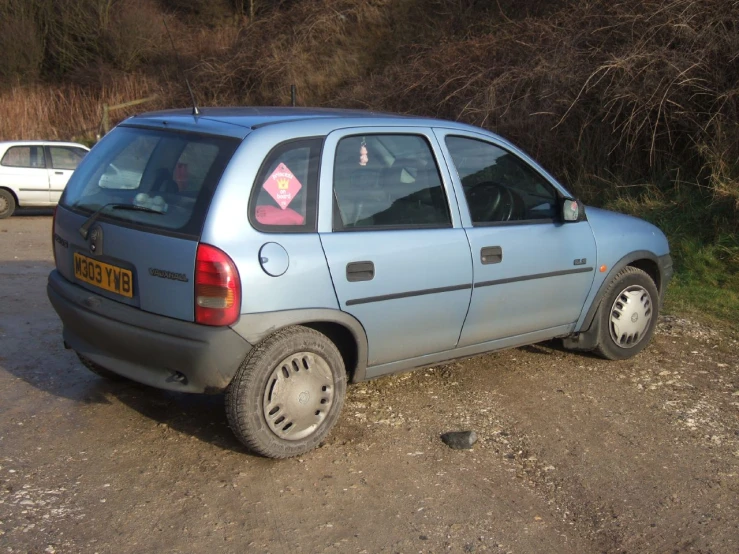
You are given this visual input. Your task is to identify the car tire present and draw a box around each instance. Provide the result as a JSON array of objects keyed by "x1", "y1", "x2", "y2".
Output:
[
  {"x1": 76, "y1": 352, "x2": 128, "y2": 381},
  {"x1": 226, "y1": 326, "x2": 347, "y2": 459},
  {"x1": 594, "y1": 266, "x2": 659, "y2": 360},
  {"x1": 0, "y1": 189, "x2": 16, "y2": 219}
]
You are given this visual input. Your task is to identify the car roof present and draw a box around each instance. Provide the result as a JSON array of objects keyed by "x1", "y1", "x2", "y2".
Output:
[
  {"x1": 131, "y1": 106, "x2": 409, "y2": 128},
  {"x1": 0, "y1": 140, "x2": 89, "y2": 149},
  {"x1": 122, "y1": 106, "x2": 492, "y2": 139}
]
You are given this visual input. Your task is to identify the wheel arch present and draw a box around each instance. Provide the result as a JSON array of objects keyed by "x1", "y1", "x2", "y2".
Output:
[
  {"x1": 232, "y1": 309, "x2": 368, "y2": 383},
  {"x1": 0, "y1": 186, "x2": 19, "y2": 205},
  {"x1": 580, "y1": 250, "x2": 667, "y2": 334}
]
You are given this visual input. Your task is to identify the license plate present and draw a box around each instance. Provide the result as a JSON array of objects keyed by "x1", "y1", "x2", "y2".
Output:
[{"x1": 73, "y1": 253, "x2": 133, "y2": 298}]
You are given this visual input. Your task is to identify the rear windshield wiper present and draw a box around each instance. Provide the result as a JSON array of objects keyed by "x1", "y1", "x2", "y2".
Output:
[{"x1": 79, "y1": 203, "x2": 164, "y2": 239}]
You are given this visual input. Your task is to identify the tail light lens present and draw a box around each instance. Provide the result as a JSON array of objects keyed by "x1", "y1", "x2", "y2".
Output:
[{"x1": 195, "y1": 244, "x2": 241, "y2": 326}]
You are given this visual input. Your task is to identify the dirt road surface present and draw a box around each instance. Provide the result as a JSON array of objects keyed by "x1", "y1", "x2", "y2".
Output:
[{"x1": 1, "y1": 214, "x2": 738, "y2": 553}]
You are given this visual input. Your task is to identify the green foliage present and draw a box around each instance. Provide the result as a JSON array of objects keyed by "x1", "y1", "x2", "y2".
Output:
[{"x1": 605, "y1": 188, "x2": 739, "y2": 327}]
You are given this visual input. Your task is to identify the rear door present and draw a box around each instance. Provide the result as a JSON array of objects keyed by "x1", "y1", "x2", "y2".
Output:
[
  {"x1": 53, "y1": 126, "x2": 240, "y2": 321},
  {"x1": 47, "y1": 145, "x2": 88, "y2": 203},
  {"x1": 318, "y1": 128, "x2": 473, "y2": 367},
  {"x1": 435, "y1": 130, "x2": 597, "y2": 346},
  {"x1": 0, "y1": 144, "x2": 50, "y2": 205}
]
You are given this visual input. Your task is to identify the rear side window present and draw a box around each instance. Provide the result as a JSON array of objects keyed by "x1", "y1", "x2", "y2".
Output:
[
  {"x1": 1, "y1": 145, "x2": 46, "y2": 168},
  {"x1": 49, "y1": 146, "x2": 87, "y2": 170},
  {"x1": 333, "y1": 134, "x2": 451, "y2": 230},
  {"x1": 60, "y1": 127, "x2": 239, "y2": 238},
  {"x1": 249, "y1": 138, "x2": 322, "y2": 233}
]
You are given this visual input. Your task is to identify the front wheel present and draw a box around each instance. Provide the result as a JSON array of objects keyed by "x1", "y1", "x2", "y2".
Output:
[
  {"x1": 594, "y1": 266, "x2": 659, "y2": 360},
  {"x1": 226, "y1": 326, "x2": 347, "y2": 458}
]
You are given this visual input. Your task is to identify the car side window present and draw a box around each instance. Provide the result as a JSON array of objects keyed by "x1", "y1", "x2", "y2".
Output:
[
  {"x1": 1, "y1": 146, "x2": 46, "y2": 168},
  {"x1": 445, "y1": 136, "x2": 559, "y2": 225},
  {"x1": 249, "y1": 138, "x2": 322, "y2": 233},
  {"x1": 49, "y1": 146, "x2": 87, "y2": 170},
  {"x1": 333, "y1": 134, "x2": 451, "y2": 230}
]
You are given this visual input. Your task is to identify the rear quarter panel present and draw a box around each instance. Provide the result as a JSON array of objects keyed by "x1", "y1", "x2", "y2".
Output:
[{"x1": 201, "y1": 127, "x2": 340, "y2": 315}]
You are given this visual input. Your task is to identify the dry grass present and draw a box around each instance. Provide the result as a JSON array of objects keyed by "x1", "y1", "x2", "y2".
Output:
[{"x1": 0, "y1": 74, "x2": 161, "y2": 142}]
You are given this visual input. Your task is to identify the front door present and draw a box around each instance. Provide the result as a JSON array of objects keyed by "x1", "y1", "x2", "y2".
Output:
[
  {"x1": 319, "y1": 129, "x2": 473, "y2": 367},
  {"x1": 47, "y1": 145, "x2": 88, "y2": 203},
  {"x1": 436, "y1": 130, "x2": 597, "y2": 347}
]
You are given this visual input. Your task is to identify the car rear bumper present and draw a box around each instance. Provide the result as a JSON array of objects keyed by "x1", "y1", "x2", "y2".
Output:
[{"x1": 47, "y1": 270, "x2": 252, "y2": 393}]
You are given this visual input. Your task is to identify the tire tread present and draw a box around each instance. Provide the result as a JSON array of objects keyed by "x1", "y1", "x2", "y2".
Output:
[
  {"x1": 226, "y1": 326, "x2": 346, "y2": 459},
  {"x1": 0, "y1": 189, "x2": 16, "y2": 219},
  {"x1": 594, "y1": 266, "x2": 659, "y2": 360}
]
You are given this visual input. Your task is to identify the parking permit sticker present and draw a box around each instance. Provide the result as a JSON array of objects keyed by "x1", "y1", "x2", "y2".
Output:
[{"x1": 262, "y1": 163, "x2": 302, "y2": 209}]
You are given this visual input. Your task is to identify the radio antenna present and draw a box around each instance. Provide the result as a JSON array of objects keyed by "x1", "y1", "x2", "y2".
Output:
[{"x1": 163, "y1": 17, "x2": 200, "y2": 116}]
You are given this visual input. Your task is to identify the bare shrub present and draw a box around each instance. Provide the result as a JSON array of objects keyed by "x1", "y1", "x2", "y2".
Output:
[
  {"x1": 0, "y1": 74, "x2": 162, "y2": 141},
  {"x1": 0, "y1": 2, "x2": 44, "y2": 82},
  {"x1": 109, "y1": 0, "x2": 164, "y2": 72},
  {"x1": 0, "y1": 0, "x2": 735, "y2": 215},
  {"x1": 190, "y1": 0, "x2": 442, "y2": 107},
  {"x1": 337, "y1": 0, "x2": 738, "y2": 209},
  {"x1": 158, "y1": 0, "x2": 235, "y2": 24}
]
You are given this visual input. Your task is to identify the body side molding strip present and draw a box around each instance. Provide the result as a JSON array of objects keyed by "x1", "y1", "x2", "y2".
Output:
[
  {"x1": 346, "y1": 283, "x2": 472, "y2": 306},
  {"x1": 475, "y1": 267, "x2": 593, "y2": 289}
]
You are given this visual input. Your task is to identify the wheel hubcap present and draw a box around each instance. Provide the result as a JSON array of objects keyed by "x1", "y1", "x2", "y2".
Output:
[
  {"x1": 263, "y1": 352, "x2": 335, "y2": 441},
  {"x1": 0, "y1": 196, "x2": 7, "y2": 212},
  {"x1": 609, "y1": 285, "x2": 652, "y2": 348}
]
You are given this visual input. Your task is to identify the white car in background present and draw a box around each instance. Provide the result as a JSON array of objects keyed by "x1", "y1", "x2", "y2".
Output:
[{"x1": 0, "y1": 141, "x2": 90, "y2": 218}]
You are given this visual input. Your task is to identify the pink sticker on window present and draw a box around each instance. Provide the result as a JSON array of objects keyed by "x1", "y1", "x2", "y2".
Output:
[{"x1": 262, "y1": 163, "x2": 303, "y2": 209}]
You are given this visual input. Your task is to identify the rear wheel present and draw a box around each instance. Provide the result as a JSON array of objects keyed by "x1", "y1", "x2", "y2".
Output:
[
  {"x1": 0, "y1": 189, "x2": 16, "y2": 219},
  {"x1": 226, "y1": 326, "x2": 346, "y2": 458},
  {"x1": 76, "y1": 352, "x2": 127, "y2": 381},
  {"x1": 594, "y1": 266, "x2": 659, "y2": 360}
]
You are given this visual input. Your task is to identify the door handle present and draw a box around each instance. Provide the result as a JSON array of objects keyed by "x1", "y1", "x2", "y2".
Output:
[
  {"x1": 55, "y1": 171, "x2": 64, "y2": 175},
  {"x1": 481, "y1": 246, "x2": 502, "y2": 265},
  {"x1": 346, "y1": 261, "x2": 375, "y2": 282}
]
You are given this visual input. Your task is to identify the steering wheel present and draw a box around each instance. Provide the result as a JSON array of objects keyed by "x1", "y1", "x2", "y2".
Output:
[{"x1": 467, "y1": 181, "x2": 515, "y2": 222}]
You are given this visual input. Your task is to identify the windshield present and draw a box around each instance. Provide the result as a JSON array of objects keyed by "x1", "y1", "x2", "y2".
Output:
[{"x1": 61, "y1": 126, "x2": 240, "y2": 237}]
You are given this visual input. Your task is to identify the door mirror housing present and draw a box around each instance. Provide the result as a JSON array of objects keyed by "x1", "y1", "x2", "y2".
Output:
[{"x1": 562, "y1": 198, "x2": 584, "y2": 222}]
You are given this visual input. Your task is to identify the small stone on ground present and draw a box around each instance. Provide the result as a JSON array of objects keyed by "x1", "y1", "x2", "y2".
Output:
[{"x1": 441, "y1": 430, "x2": 478, "y2": 449}]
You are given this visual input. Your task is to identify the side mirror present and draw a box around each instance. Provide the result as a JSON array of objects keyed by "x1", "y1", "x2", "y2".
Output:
[{"x1": 562, "y1": 198, "x2": 583, "y2": 222}]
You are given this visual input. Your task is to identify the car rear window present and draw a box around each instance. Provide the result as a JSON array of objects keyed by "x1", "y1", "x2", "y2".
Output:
[{"x1": 60, "y1": 127, "x2": 240, "y2": 238}]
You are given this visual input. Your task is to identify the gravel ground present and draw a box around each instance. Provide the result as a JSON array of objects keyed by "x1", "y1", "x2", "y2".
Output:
[{"x1": 1, "y1": 213, "x2": 737, "y2": 553}]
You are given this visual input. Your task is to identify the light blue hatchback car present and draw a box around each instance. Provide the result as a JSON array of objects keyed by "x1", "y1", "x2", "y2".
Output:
[{"x1": 48, "y1": 107, "x2": 673, "y2": 458}]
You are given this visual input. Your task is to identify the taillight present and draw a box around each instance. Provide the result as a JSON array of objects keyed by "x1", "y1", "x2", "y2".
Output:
[{"x1": 195, "y1": 244, "x2": 241, "y2": 326}]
